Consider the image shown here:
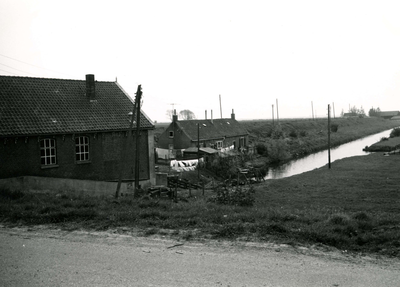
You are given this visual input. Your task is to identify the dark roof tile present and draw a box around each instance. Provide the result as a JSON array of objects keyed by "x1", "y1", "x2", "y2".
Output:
[{"x1": 0, "y1": 76, "x2": 154, "y2": 136}]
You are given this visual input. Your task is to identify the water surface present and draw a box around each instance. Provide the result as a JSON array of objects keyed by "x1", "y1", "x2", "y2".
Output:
[{"x1": 265, "y1": 129, "x2": 395, "y2": 180}]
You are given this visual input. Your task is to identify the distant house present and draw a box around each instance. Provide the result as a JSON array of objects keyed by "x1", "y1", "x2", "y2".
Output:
[
  {"x1": 0, "y1": 75, "x2": 155, "y2": 195},
  {"x1": 375, "y1": 111, "x2": 400, "y2": 120},
  {"x1": 156, "y1": 110, "x2": 249, "y2": 160}
]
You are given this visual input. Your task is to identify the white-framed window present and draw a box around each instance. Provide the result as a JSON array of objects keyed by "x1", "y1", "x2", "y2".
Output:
[
  {"x1": 169, "y1": 131, "x2": 174, "y2": 138},
  {"x1": 75, "y1": 136, "x2": 90, "y2": 162},
  {"x1": 40, "y1": 138, "x2": 57, "y2": 166},
  {"x1": 216, "y1": 141, "x2": 223, "y2": 149}
]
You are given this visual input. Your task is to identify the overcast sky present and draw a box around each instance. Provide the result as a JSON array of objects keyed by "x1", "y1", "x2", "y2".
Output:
[{"x1": 1, "y1": 0, "x2": 400, "y2": 122}]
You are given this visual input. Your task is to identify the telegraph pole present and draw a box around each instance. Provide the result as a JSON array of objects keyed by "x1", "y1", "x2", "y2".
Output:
[
  {"x1": 115, "y1": 85, "x2": 141, "y2": 199},
  {"x1": 219, "y1": 94, "x2": 223, "y2": 119},
  {"x1": 197, "y1": 123, "x2": 200, "y2": 181},
  {"x1": 311, "y1": 101, "x2": 314, "y2": 120},
  {"x1": 276, "y1": 99, "x2": 279, "y2": 123},
  {"x1": 272, "y1": 104, "x2": 274, "y2": 124},
  {"x1": 328, "y1": 104, "x2": 331, "y2": 169},
  {"x1": 134, "y1": 85, "x2": 143, "y2": 197}
]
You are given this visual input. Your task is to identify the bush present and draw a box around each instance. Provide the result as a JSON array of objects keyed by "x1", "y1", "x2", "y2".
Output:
[
  {"x1": 289, "y1": 130, "x2": 297, "y2": 138},
  {"x1": 380, "y1": 137, "x2": 388, "y2": 142},
  {"x1": 390, "y1": 127, "x2": 400, "y2": 138},
  {"x1": 255, "y1": 143, "x2": 268, "y2": 156},
  {"x1": 271, "y1": 125, "x2": 284, "y2": 139},
  {"x1": 267, "y1": 139, "x2": 290, "y2": 164},
  {"x1": 0, "y1": 188, "x2": 25, "y2": 200},
  {"x1": 331, "y1": 123, "x2": 339, "y2": 132},
  {"x1": 208, "y1": 185, "x2": 255, "y2": 206}
]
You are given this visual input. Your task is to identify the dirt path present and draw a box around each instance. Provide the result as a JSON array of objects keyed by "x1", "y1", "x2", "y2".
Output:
[{"x1": 1, "y1": 226, "x2": 399, "y2": 287}]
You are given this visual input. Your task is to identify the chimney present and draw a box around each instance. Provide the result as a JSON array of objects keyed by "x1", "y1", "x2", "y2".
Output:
[
  {"x1": 205, "y1": 110, "x2": 207, "y2": 120},
  {"x1": 86, "y1": 74, "x2": 95, "y2": 100},
  {"x1": 172, "y1": 109, "x2": 178, "y2": 122},
  {"x1": 231, "y1": 109, "x2": 235, "y2": 120}
]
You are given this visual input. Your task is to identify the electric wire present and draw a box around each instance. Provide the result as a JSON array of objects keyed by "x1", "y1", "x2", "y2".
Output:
[
  {"x1": 0, "y1": 62, "x2": 39, "y2": 76},
  {"x1": 0, "y1": 68, "x2": 18, "y2": 75},
  {"x1": 0, "y1": 53, "x2": 73, "y2": 77}
]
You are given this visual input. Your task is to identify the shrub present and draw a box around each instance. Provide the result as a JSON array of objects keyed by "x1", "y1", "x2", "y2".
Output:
[
  {"x1": 255, "y1": 143, "x2": 268, "y2": 156},
  {"x1": 289, "y1": 130, "x2": 297, "y2": 138},
  {"x1": 0, "y1": 188, "x2": 25, "y2": 200},
  {"x1": 330, "y1": 123, "x2": 339, "y2": 132},
  {"x1": 380, "y1": 137, "x2": 388, "y2": 142},
  {"x1": 390, "y1": 127, "x2": 400, "y2": 138},
  {"x1": 271, "y1": 125, "x2": 284, "y2": 139},
  {"x1": 208, "y1": 185, "x2": 255, "y2": 206},
  {"x1": 267, "y1": 139, "x2": 290, "y2": 164}
]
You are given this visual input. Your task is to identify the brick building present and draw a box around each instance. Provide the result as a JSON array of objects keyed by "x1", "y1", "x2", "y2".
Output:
[
  {"x1": 0, "y1": 75, "x2": 155, "y2": 194},
  {"x1": 157, "y1": 110, "x2": 249, "y2": 159}
]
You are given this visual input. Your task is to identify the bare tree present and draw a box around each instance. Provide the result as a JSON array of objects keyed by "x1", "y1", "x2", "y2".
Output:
[
  {"x1": 166, "y1": 109, "x2": 174, "y2": 121},
  {"x1": 179, "y1": 110, "x2": 196, "y2": 120}
]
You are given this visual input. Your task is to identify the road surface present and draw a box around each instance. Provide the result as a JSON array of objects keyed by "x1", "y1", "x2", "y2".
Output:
[{"x1": 1, "y1": 226, "x2": 399, "y2": 286}]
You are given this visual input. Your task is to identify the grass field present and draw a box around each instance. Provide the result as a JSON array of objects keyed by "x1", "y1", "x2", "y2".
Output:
[{"x1": 1, "y1": 152, "x2": 399, "y2": 257}]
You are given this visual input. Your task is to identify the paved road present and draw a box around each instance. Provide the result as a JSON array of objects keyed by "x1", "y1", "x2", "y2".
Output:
[{"x1": 1, "y1": 226, "x2": 399, "y2": 286}]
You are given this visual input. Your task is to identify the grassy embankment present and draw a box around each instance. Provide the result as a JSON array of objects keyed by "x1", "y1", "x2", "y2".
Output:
[
  {"x1": 1, "y1": 118, "x2": 399, "y2": 256},
  {"x1": 1, "y1": 153, "x2": 399, "y2": 257},
  {"x1": 241, "y1": 117, "x2": 400, "y2": 160}
]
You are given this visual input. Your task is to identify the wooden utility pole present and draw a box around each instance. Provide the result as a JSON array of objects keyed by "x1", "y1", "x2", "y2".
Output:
[
  {"x1": 332, "y1": 102, "x2": 336, "y2": 118},
  {"x1": 219, "y1": 94, "x2": 223, "y2": 119},
  {"x1": 272, "y1": 104, "x2": 274, "y2": 124},
  {"x1": 115, "y1": 85, "x2": 141, "y2": 199},
  {"x1": 197, "y1": 123, "x2": 200, "y2": 181},
  {"x1": 311, "y1": 101, "x2": 314, "y2": 120},
  {"x1": 134, "y1": 85, "x2": 143, "y2": 197},
  {"x1": 276, "y1": 99, "x2": 279, "y2": 123},
  {"x1": 328, "y1": 104, "x2": 331, "y2": 169}
]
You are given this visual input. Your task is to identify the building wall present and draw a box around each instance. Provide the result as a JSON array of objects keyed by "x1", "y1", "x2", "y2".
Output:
[
  {"x1": 0, "y1": 130, "x2": 154, "y2": 184},
  {"x1": 157, "y1": 122, "x2": 192, "y2": 150}
]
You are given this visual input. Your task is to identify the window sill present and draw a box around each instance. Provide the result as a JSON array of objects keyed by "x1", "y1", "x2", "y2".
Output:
[
  {"x1": 76, "y1": 161, "x2": 91, "y2": 165},
  {"x1": 41, "y1": 164, "x2": 59, "y2": 169}
]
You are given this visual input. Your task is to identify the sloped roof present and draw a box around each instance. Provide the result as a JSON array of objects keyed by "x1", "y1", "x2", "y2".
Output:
[
  {"x1": 183, "y1": 146, "x2": 218, "y2": 154},
  {"x1": 0, "y1": 75, "x2": 154, "y2": 136},
  {"x1": 175, "y1": 118, "x2": 248, "y2": 141},
  {"x1": 376, "y1": 111, "x2": 399, "y2": 117}
]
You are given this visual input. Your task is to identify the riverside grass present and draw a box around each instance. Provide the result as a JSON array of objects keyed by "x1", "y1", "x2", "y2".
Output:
[{"x1": 1, "y1": 152, "x2": 399, "y2": 257}]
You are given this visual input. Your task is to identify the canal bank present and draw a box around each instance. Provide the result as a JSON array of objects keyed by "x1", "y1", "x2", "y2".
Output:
[
  {"x1": 265, "y1": 127, "x2": 399, "y2": 179},
  {"x1": 243, "y1": 118, "x2": 400, "y2": 180}
]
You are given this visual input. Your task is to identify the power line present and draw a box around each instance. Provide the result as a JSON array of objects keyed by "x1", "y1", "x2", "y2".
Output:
[
  {"x1": 0, "y1": 62, "x2": 39, "y2": 76},
  {"x1": 0, "y1": 68, "x2": 18, "y2": 75},
  {"x1": 0, "y1": 53, "x2": 73, "y2": 77}
]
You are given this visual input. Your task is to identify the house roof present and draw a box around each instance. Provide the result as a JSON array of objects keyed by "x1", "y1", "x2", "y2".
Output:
[
  {"x1": 376, "y1": 111, "x2": 399, "y2": 117},
  {"x1": 175, "y1": 118, "x2": 249, "y2": 141},
  {"x1": 183, "y1": 146, "x2": 219, "y2": 154},
  {"x1": 0, "y1": 75, "x2": 154, "y2": 136}
]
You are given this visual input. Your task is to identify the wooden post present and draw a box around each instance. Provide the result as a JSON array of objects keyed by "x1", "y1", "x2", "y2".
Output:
[
  {"x1": 197, "y1": 123, "x2": 200, "y2": 181},
  {"x1": 276, "y1": 99, "x2": 279, "y2": 123},
  {"x1": 115, "y1": 85, "x2": 140, "y2": 199},
  {"x1": 311, "y1": 101, "x2": 314, "y2": 120},
  {"x1": 328, "y1": 104, "x2": 331, "y2": 169},
  {"x1": 272, "y1": 104, "x2": 274, "y2": 124},
  {"x1": 219, "y1": 94, "x2": 223, "y2": 119},
  {"x1": 134, "y1": 85, "x2": 143, "y2": 198}
]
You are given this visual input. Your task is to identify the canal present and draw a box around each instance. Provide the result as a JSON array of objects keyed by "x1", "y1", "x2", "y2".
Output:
[{"x1": 265, "y1": 128, "x2": 396, "y2": 180}]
